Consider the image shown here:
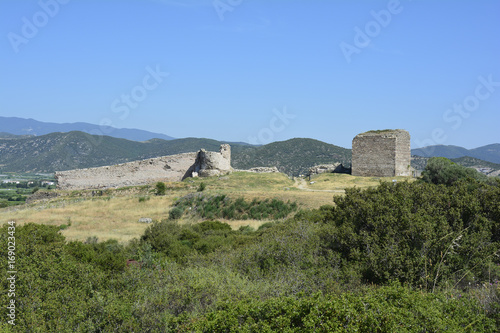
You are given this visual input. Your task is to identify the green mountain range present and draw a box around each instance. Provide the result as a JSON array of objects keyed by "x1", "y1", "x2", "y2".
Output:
[
  {"x1": 0, "y1": 132, "x2": 350, "y2": 175},
  {"x1": 232, "y1": 138, "x2": 351, "y2": 175},
  {"x1": 0, "y1": 131, "x2": 499, "y2": 176}
]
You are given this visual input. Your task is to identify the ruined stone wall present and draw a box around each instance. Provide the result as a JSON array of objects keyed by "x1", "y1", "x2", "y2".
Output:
[
  {"x1": 351, "y1": 129, "x2": 411, "y2": 177},
  {"x1": 55, "y1": 152, "x2": 198, "y2": 190},
  {"x1": 56, "y1": 144, "x2": 233, "y2": 190},
  {"x1": 394, "y1": 130, "x2": 411, "y2": 176},
  {"x1": 193, "y1": 146, "x2": 231, "y2": 177}
]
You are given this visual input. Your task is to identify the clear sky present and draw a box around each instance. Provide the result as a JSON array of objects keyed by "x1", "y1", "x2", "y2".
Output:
[{"x1": 1, "y1": 0, "x2": 499, "y2": 149}]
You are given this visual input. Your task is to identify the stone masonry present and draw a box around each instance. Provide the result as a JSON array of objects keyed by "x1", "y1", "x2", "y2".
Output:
[
  {"x1": 56, "y1": 145, "x2": 232, "y2": 190},
  {"x1": 191, "y1": 144, "x2": 231, "y2": 177},
  {"x1": 351, "y1": 129, "x2": 411, "y2": 177}
]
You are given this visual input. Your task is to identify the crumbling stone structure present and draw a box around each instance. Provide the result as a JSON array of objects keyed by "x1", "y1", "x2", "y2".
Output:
[
  {"x1": 56, "y1": 145, "x2": 232, "y2": 190},
  {"x1": 308, "y1": 163, "x2": 351, "y2": 176},
  {"x1": 351, "y1": 129, "x2": 411, "y2": 177},
  {"x1": 191, "y1": 144, "x2": 231, "y2": 177}
]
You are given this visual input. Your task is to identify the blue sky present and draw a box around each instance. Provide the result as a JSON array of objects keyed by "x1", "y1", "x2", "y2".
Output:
[{"x1": 1, "y1": 0, "x2": 499, "y2": 149}]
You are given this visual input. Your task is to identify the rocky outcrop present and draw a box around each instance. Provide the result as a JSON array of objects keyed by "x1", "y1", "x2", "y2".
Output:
[
  {"x1": 242, "y1": 167, "x2": 280, "y2": 173},
  {"x1": 308, "y1": 163, "x2": 350, "y2": 175},
  {"x1": 191, "y1": 144, "x2": 232, "y2": 177},
  {"x1": 26, "y1": 190, "x2": 59, "y2": 204}
]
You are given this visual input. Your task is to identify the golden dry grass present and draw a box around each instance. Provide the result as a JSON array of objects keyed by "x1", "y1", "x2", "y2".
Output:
[
  {"x1": 0, "y1": 172, "x2": 416, "y2": 243},
  {"x1": 306, "y1": 173, "x2": 415, "y2": 190}
]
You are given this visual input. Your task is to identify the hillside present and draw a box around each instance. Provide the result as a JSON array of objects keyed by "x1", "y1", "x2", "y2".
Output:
[
  {"x1": 0, "y1": 132, "x2": 34, "y2": 139},
  {"x1": 469, "y1": 144, "x2": 500, "y2": 164},
  {"x1": 232, "y1": 138, "x2": 351, "y2": 176},
  {"x1": 1, "y1": 131, "x2": 498, "y2": 176},
  {"x1": 0, "y1": 132, "x2": 254, "y2": 173},
  {"x1": 0, "y1": 116, "x2": 175, "y2": 141},
  {"x1": 412, "y1": 144, "x2": 500, "y2": 164},
  {"x1": 0, "y1": 133, "x2": 351, "y2": 175}
]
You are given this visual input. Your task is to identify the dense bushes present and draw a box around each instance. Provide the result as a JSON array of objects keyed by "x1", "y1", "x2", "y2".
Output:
[
  {"x1": 141, "y1": 220, "x2": 255, "y2": 260},
  {"x1": 297, "y1": 180, "x2": 500, "y2": 289},
  {"x1": 183, "y1": 285, "x2": 496, "y2": 332},
  {"x1": 170, "y1": 193, "x2": 298, "y2": 221},
  {"x1": 2, "y1": 177, "x2": 500, "y2": 331}
]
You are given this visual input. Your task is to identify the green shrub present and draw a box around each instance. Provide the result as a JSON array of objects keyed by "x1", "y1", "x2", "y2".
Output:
[
  {"x1": 180, "y1": 284, "x2": 496, "y2": 332},
  {"x1": 309, "y1": 180, "x2": 500, "y2": 288},
  {"x1": 197, "y1": 182, "x2": 207, "y2": 192},
  {"x1": 155, "y1": 182, "x2": 166, "y2": 195},
  {"x1": 193, "y1": 220, "x2": 232, "y2": 233},
  {"x1": 169, "y1": 194, "x2": 298, "y2": 221},
  {"x1": 169, "y1": 207, "x2": 184, "y2": 220},
  {"x1": 421, "y1": 157, "x2": 487, "y2": 185},
  {"x1": 239, "y1": 225, "x2": 254, "y2": 234}
]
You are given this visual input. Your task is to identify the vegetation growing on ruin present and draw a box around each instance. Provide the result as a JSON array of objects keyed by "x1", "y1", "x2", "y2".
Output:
[{"x1": 361, "y1": 129, "x2": 397, "y2": 134}]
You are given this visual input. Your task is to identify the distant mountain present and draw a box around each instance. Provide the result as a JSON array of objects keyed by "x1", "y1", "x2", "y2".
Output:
[
  {"x1": 450, "y1": 156, "x2": 500, "y2": 171},
  {"x1": 412, "y1": 144, "x2": 500, "y2": 164},
  {"x1": 0, "y1": 116, "x2": 174, "y2": 142},
  {"x1": 0, "y1": 132, "x2": 34, "y2": 139},
  {"x1": 469, "y1": 144, "x2": 500, "y2": 164}
]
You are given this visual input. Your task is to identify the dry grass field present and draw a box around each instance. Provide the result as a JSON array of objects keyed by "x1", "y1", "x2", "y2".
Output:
[{"x1": 0, "y1": 172, "x2": 415, "y2": 243}]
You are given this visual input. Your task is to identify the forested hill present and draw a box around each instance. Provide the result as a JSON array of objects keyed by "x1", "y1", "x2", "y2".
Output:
[
  {"x1": 232, "y1": 138, "x2": 351, "y2": 175},
  {"x1": 1, "y1": 131, "x2": 499, "y2": 176},
  {"x1": 0, "y1": 131, "x2": 253, "y2": 173},
  {"x1": 0, "y1": 132, "x2": 350, "y2": 175}
]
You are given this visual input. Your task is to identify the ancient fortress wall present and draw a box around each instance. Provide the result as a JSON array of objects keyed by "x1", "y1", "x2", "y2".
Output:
[
  {"x1": 193, "y1": 144, "x2": 231, "y2": 177},
  {"x1": 352, "y1": 129, "x2": 411, "y2": 177},
  {"x1": 56, "y1": 145, "x2": 232, "y2": 190},
  {"x1": 394, "y1": 130, "x2": 411, "y2": 176}
]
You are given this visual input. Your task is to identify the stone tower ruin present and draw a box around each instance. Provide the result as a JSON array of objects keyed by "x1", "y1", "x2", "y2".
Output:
[
  {"x1": 220, "y1": 144, "x2": 231, "y2": 165},
  {"x1": 351, "y1": 129, "x2": 411, "y2": 177}
]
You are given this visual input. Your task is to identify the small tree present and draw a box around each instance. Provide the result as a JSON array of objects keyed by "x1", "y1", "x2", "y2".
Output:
[
  {"x1": 155, "y1": 182, "x2": 166, "y2": 195},
  {"x1": 197, "y1": 182, "x2": 206, "y2": 192}
]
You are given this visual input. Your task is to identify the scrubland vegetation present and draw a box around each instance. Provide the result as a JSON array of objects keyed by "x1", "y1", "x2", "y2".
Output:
[{"x1": 1, "y1": 159, "x2": 499, "y2": 331}]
